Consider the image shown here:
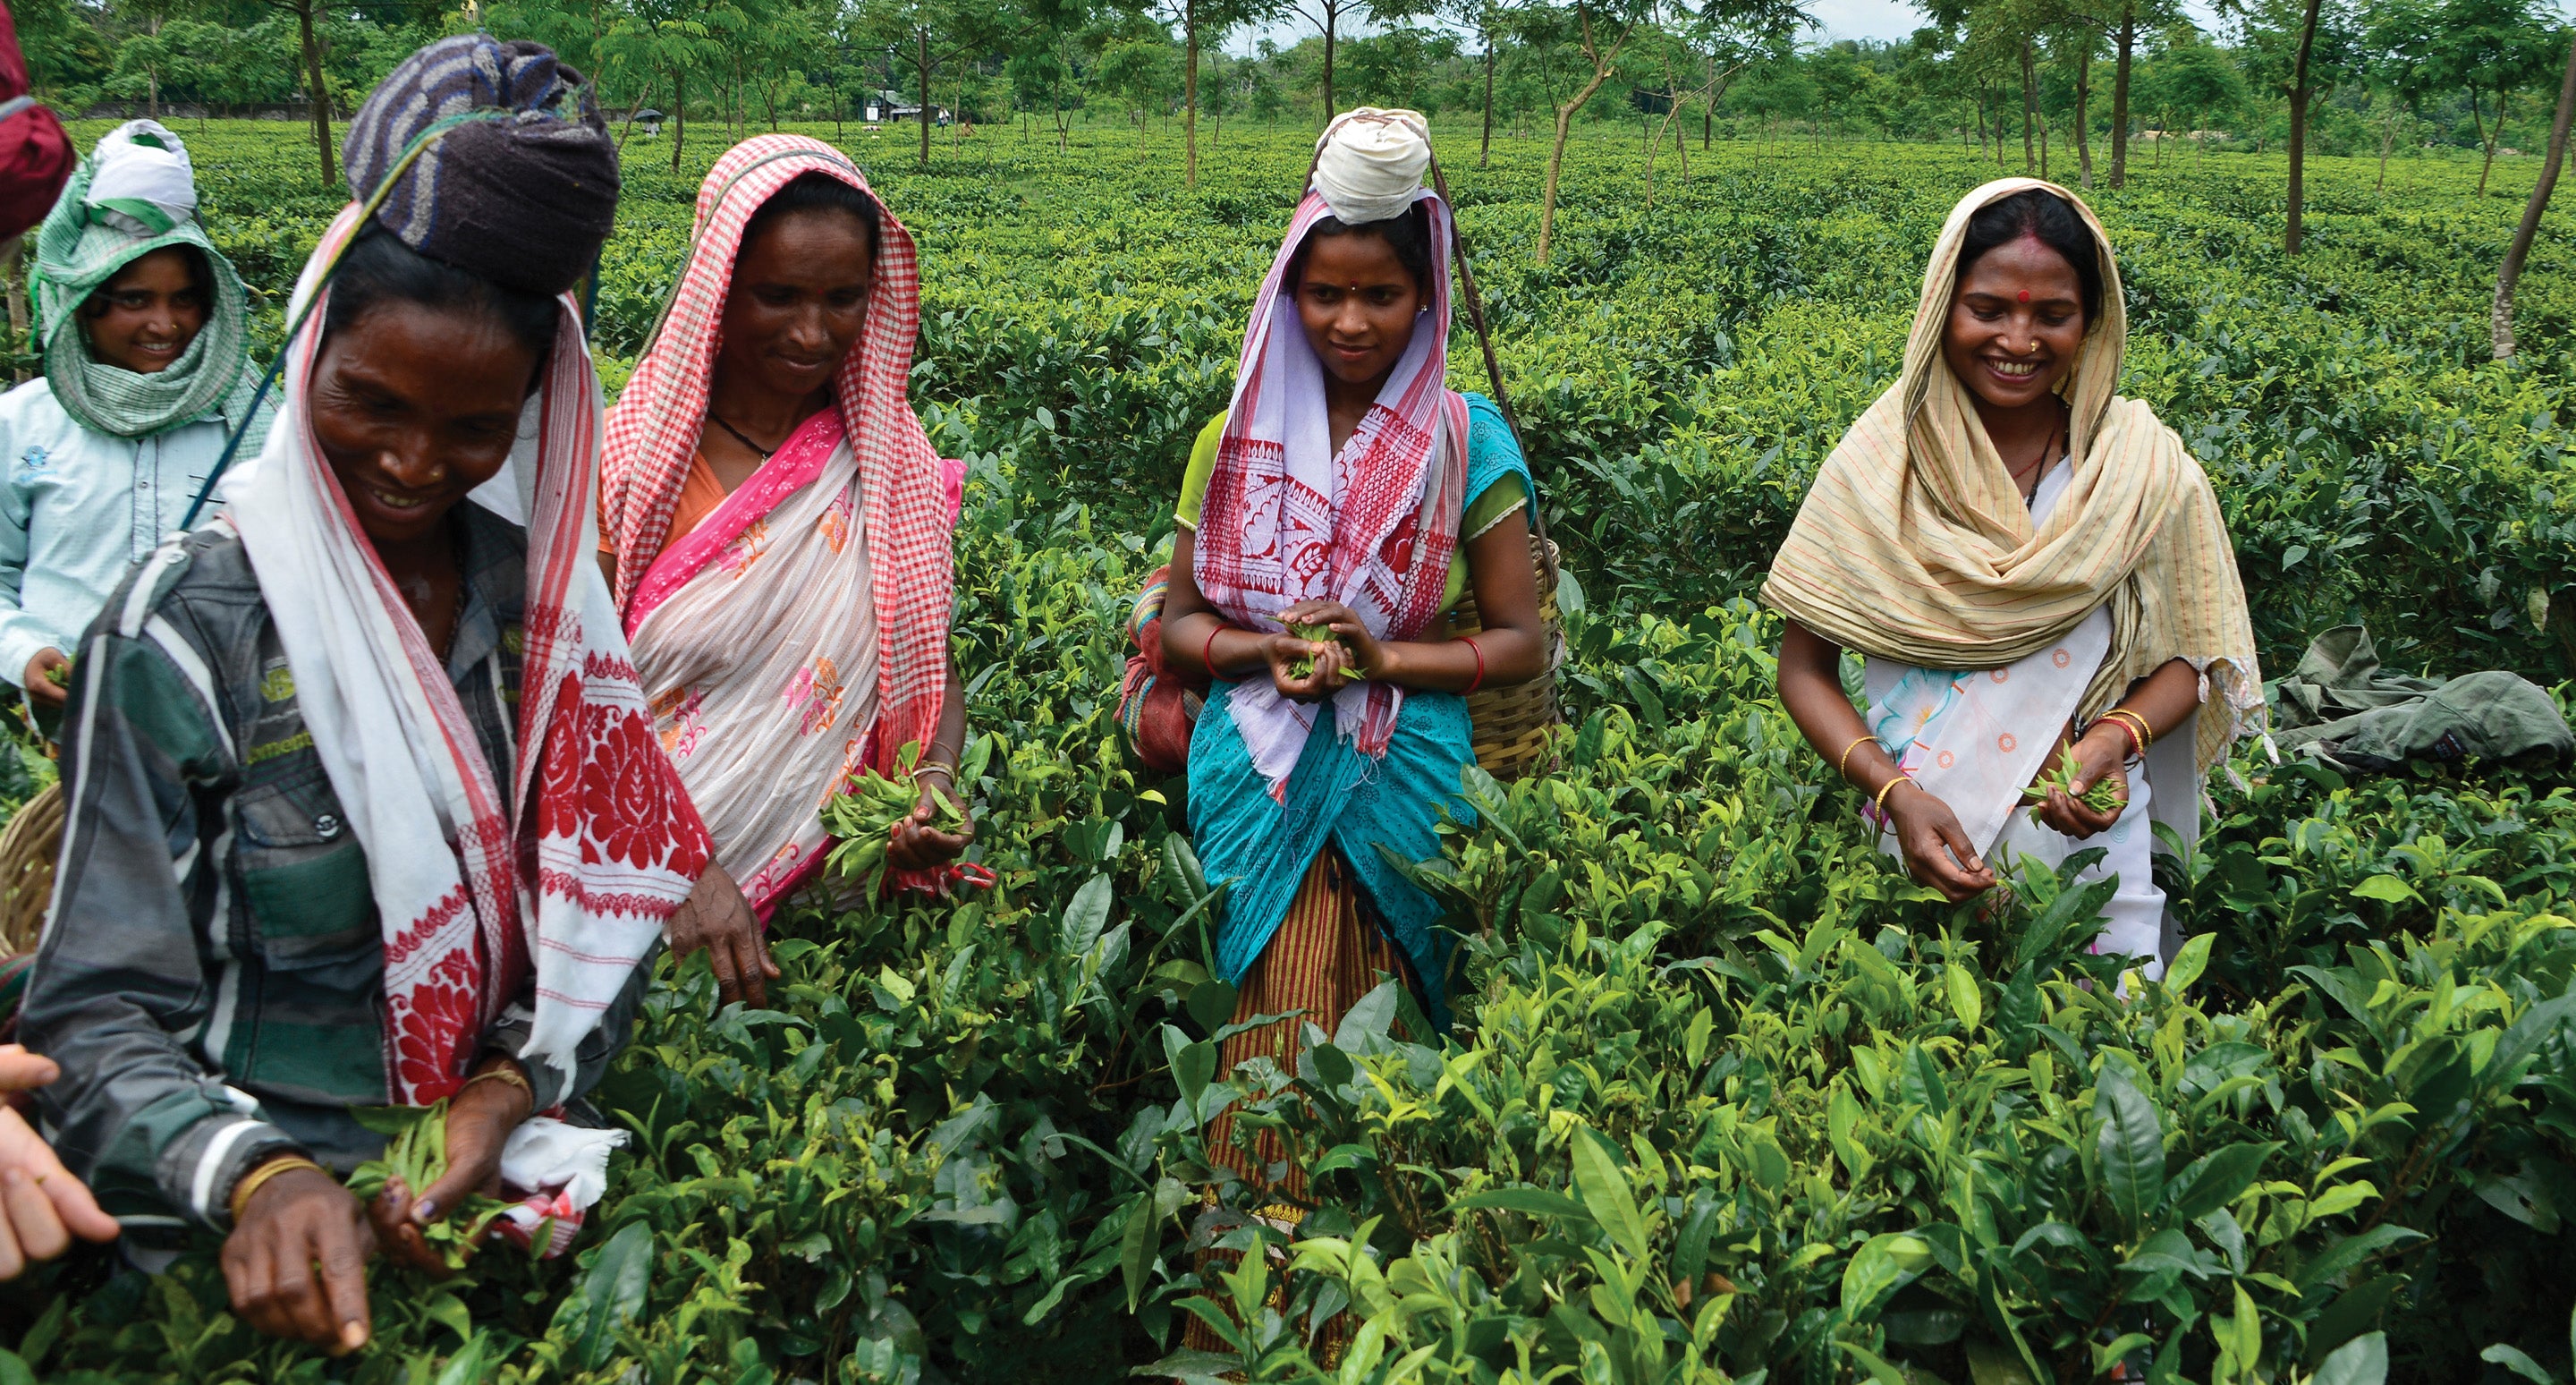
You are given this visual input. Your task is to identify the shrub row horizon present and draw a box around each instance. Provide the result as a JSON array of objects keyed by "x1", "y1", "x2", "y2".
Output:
[{"x1": 3, "y1": 120, "x2": 2573, "y2": 1385}]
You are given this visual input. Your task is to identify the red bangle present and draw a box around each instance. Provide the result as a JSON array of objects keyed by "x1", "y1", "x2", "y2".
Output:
[
  {"x1": 1461, "y1": 636, "x2": 1486, "y2": 695},
  {"x1": 1200, "y1": 621, "x2": 1226, "y2": 677}
]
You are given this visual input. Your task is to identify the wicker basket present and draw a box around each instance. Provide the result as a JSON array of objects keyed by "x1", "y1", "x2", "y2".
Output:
[
  {"x1": 0, "y1": 781, "x2": 63, "y2": 956},
  {"x1": 1441, "y1": 531, "x2": 1564, "y2": 781}
]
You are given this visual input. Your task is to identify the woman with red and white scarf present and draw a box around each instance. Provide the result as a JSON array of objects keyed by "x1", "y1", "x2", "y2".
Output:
[
  {"x1": 1157, "y1": 109, "x2": 1546, "y2": 1214},
  {"x1": 24, "y1": 37, "x2": 745, "y2": 1351},
  {"x1": 599, "y1": 137, "x2": 971, "y2": 925}
]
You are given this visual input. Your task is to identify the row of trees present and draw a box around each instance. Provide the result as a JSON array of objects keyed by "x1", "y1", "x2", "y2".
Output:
[{"x1": 19, "y1": 0, "x2": 2576, "y2": 345}]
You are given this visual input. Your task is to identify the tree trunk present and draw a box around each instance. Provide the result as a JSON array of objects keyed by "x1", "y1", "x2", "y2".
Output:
[
  {"x1": 1539, "y1": 64, "x2": 1621, "y2": 264},
  {"x1": 2284, "y1": 0, "x2": 2322, "y2": 251},
  {"x1": 2040, "y1": 113, "x2": 2049, "y2": 178},
  {"x1": 2020, "y1": 42, "x2": 2038, "y2": 174},
  {"x1": 2479, "y1": 88, "x2": 2507, "y2": 195},
  {"x1": 919, "y1": 30, "x2": 932, "y2": 169},
  {"x1": 2377, "y1": 110, "x2": 2395, "y2": 192},
  {"x1": 1322, "y1": 4, "x2": 1337, "y2": 123},
  {"x1": 671, "y1": 67, "x2": 686, "y2": 174},
  {"x1": 2495, "y1": 31, "x2": 2576, "y2": 359},
  {"x1": 2111, "y1": 4, "x2": 2134, "y2": 188},
  {"x1": 293, "y1": 0, "x2": 335, "y2": 185},
  {"x1": 1977, "y1": 98, "x2": 1989, "y2": 160},
  {"x1": 1482, "y1": 38, "x2": 1497, "y2": 166},
  {"x1": 1185, "y1": 0, "x2": 1199, "y2": 187},
  {"x1": 2076, "y1": 51, "x2": 2094, "y2": 188},
  {"x1": 3, "y1": 239, "x2": 28, "y2": 385}
]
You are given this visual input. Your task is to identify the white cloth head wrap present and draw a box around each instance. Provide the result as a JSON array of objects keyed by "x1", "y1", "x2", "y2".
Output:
[
  {"x1": 82, "y1": 120, "x2": 198, "y2": 235},
  {"x1": 1311, "y1": 107, "x2": 1432, "y2": 225}
]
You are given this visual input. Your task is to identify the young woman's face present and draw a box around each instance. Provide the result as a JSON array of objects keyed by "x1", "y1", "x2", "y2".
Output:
[
  {"x1": 716, "y1": 208, "x2": 876, "y2": 404},
  {"x1": 309, "y1": 300, "x2": 539, "y2": 548},
  {"x1": 1943, "y1": 234, "x2": 2089, "y2": 412},
  {"x1": 1294, "y1": 231, "x2": 1423, "y2": 389},
  {"x1": 82, "y1": 247, "x2": 208, "y2": 375}
]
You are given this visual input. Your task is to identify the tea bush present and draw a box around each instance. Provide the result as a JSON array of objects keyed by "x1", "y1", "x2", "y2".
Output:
[{"x1": 6, "y1": 120, "x2": 2572, "y2": 1384}]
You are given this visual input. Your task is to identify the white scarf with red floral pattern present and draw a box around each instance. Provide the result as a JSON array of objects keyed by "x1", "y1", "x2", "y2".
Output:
[{"x1": 225, "y1": 203, "x2": 711, "y2": 1103}]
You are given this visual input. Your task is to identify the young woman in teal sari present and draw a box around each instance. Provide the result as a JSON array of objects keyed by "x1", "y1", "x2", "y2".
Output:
[{"x1": 1157, "y1": 109, "x2": 1546, "y2": 1217}]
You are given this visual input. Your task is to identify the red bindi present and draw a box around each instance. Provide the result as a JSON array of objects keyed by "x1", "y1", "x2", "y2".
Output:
[{"x1": 2017, "y1": 288, "x2": 2030, "y2": 303}]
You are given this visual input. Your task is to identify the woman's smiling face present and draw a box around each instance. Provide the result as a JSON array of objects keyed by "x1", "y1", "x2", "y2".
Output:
[
  {"x1": 1944, "y1": 234, "x2": 2089, "y2": 412},
  {"x1": 1293, "y1": 230, "x2": 1423, "y2": 389},
  {"x1": 82, "y1": 247, "x2": 209, "y2": 375},
  {"x1": 309, "y1": 299, "x2": 540, "y2": 548}
]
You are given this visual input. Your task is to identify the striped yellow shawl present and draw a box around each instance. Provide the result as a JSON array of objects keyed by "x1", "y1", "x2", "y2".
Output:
[{"x1": 1760, "y1": 177, "x2": 2261, "y2": 774}]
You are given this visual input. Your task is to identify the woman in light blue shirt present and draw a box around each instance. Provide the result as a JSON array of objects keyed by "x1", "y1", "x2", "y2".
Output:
[{"x1": 3, "y1": 120, "x2": 267, "y2": 724}]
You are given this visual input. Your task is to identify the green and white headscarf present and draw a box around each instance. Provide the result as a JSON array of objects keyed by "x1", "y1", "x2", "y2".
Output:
[{"x1": 30, "y1": 120, "x2": 266, "y2": 446}]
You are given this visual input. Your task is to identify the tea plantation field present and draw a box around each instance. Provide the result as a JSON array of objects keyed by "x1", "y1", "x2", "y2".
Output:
[{"x1": 7, "y1": 119, "x2": 2575, "y2": 1385}]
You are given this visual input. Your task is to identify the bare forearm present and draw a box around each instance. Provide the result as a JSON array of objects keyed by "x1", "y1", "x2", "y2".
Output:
[{"x1": 1779, "y1": 620, "x2": 1903, "y2": 794}]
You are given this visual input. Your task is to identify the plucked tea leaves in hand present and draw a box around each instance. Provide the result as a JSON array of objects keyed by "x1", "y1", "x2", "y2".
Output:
[
  {"x1": 345, "y1": 1101, "x2": 509, "y2": 1269},
  {"x1": 1284, "y1": 622, "x2": 1363, "y2": 680}
]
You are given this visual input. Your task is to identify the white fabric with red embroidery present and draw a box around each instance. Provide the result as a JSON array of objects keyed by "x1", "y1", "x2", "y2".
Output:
[
  {"x1": 220, "y1": 202, "x2": 711, "y2": 1104},
  {"x1": 1191, "y1": 183, "x2": 1468, "y2": 800}
]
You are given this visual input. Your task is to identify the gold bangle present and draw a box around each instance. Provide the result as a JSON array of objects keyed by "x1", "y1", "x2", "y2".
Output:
[
  {"x1": 1835, "y1": 734, "x2": 1877, "y2": 779},
  {"x1": 229, "y1": 1154, "x2": 325, "y2": 1225},
  {"x1": 1873, "y1": 772, "x2": 1913, "y2": 817},
  {"x1": 463, "y1": 1062, "x2": 532, "y2": 1100},
  {"x1": 2100, "y1": 709, "x2": 2153, "y2": 753},
  {"x1": 908, "y1": 760, "x2": 957, "y2": 783}
]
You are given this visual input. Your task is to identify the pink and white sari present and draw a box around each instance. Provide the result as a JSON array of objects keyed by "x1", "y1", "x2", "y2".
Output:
[{"x1": 600, "y1": 137, "x2": 962, "y2": 916}]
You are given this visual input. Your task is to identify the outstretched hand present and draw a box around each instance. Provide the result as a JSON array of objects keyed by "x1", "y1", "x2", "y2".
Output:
[
  {"x1": 0, "y1": 1047, "x2": 118, "y2": 1278},
  {"x1": 368, "y1": 1060, "x2": 530, "y2": 1275},
  {"x1": 887, "y1": 780, "x2": 973, "y2": 871},
  {"x1": 225, "y1": 1164, "x2": 375, "y2": 1353},
  {"x1": 665, "y1": 861, "x2": 775, "y2": 1007},
  {"x1": 1882, "y1": 781, "x2": 1999, "y2": 902}
]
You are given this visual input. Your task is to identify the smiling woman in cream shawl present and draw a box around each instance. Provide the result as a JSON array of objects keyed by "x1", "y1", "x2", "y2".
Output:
[{"x1": 1766, "y1": 178, "x2": 2261, "y2": 976}]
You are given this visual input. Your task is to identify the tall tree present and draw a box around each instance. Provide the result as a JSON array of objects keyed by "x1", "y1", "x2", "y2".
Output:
[
  {"x1": 856, "y1": 0, "x2": 1032, "y2": 168},
  {"x1": 1512, "y1": 0, "x2": 1654, "y2": 264},
  {"x1": 1287, "y1": 0, "x2": 1373, "y2": 120},
  {"x1": 2494, "y1": 25, "x2": 2576, "y2": 357},
  {"x1": 2425, "y1": 0, "x2": 2558, "y2": 196},
  {"x1": 2225, "y1": 0, "x2": 2356, "y2": 250},
  {"x1": 2106, "y1": 0, "x2": 2180, "y2": 185},
  {"x1": 1174, "y1": 0, "x2": 1279, "y2": 188},
  {"x1": 266, "y1": 0, "x2": 337, "y2": 183}
]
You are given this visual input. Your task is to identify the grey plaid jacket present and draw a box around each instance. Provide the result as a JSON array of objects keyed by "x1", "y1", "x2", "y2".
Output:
[{"x1": 20, "y1": 506, "x2": 648, "y2": 1234}]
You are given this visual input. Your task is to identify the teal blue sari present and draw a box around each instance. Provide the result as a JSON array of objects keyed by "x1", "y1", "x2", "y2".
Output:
[{"x1": 1187, "y1": 394, "x2": 1531, "y2": 1032}]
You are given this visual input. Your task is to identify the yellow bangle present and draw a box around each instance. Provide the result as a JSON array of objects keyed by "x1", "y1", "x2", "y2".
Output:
[
  {"x1": 1835, "y1": 734, "x2": 1877, "y2": 780},
  {"x1": 2099, "y1": 709, "x2": 2153, "y2": 754},
  {"x1": 229, "y1": 1154, "x2": 325, "y2": 1225},
  {"x1": 1873, "y1": 772, "x2": 1913, "y2": 817},
  {"x1": 463, "y1": 1062, "x2": 533, "y2": 1100}
]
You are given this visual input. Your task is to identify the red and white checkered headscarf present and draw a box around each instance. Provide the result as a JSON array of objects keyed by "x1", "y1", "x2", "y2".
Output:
[{"x1": 600, "y1": 135, "x2": 953, "y2": 777}]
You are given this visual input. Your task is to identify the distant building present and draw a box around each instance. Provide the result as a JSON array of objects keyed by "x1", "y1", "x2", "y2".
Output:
[{"x1": 861, "y1": 89, "x2": 948, "y2": 125}]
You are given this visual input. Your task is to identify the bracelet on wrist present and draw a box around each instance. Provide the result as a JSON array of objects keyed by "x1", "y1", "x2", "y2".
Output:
[
  {"x1": 463, "y1": 1061, "x2": 533, "y2": 1104},
  {"x1": 1835, "y1": 733, "x2": 1876, "y2": 781},
  {"x1": 1873, "y1": 772, "x2": 1913, "y2": 818},
  {"x1": 229, "y1": 1153, "x2": 326, "y2": 1225}
]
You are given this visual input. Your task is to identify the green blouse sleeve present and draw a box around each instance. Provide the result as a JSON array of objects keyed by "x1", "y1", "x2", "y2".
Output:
[{"x1": 1174, "y1": 412, "x2": 1230, "y2": 530}]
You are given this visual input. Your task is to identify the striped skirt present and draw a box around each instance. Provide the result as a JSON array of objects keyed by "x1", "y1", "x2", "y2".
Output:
[{"x1": 1182, "y1": 846, "x2": 1411, "y2": 1365}]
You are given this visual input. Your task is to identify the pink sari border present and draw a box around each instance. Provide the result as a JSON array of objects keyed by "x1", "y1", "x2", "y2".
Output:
[{"x1": 624, "y1": 408, "x2": 850, "y2": 639}]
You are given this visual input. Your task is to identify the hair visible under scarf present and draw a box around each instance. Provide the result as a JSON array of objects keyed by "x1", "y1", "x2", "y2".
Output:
[
  {"x1": 340, "y1": 35, "x2": 619, "y2": 299},
  {"x1": 1287, "y1": 204, "x2": 1435, "y2": 296},
  {"x1": 31, "y1": 120, "x2": 263, "y2": 444},
  {"x1": 325, "y1": 229, "x2": 563, "y2": 365},
  {"x1": 1959, "y1": 187, "x2": 2105, "y2": 324}
]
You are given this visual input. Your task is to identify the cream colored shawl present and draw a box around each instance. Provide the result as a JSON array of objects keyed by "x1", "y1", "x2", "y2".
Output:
[{"x1": 1761, "y1": 177, "x2": 2262, "y2": 774}]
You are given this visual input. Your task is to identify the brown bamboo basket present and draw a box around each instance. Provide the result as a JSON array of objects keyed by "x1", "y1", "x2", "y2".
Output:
[
  {"x1": 1442, "y1": 532, "x2": 1564, "y2": 781},
  {"x1": 0, "y1": 781, "x2": 64, "y2": 956},
  {"x1": 1428, "y1": 153, "x2": 1565, "y2": 782}
]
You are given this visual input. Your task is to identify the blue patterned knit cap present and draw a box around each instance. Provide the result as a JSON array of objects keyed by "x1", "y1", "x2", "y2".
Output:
[{"x1": 341, "y1": 35, "x2": 619, "y2": 297}]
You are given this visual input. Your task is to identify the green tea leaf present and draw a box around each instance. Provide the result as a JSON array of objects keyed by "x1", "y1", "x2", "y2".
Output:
[
  {"x1": 2094, "y1": 1063, "x2": 2166, "y2": 1235},
  {"x1": 573, "y1": 1220, "x2": 651, "y2": 1371},
  {"x1": 1570, "y1": 1128, "x2": 1649, "y2": 1260}
]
